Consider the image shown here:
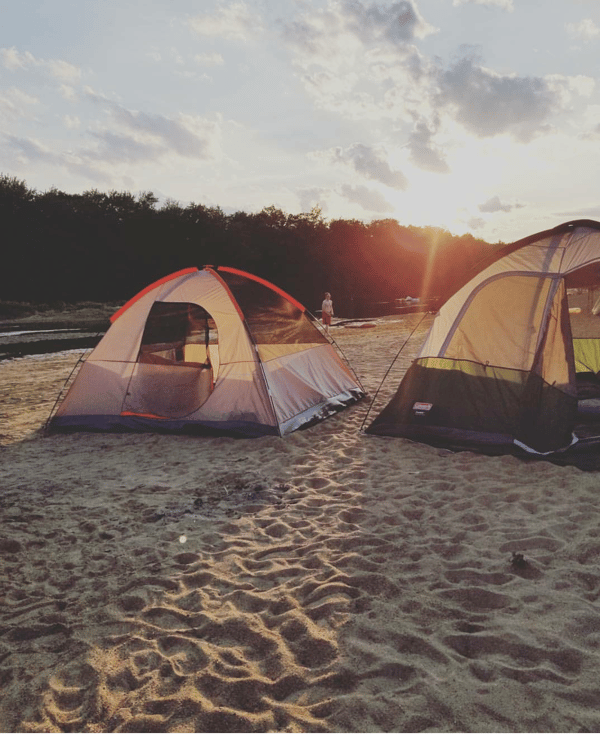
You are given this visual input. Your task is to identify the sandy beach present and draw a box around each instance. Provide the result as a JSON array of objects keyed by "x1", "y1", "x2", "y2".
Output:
[{"x1": 2, "y1": 314, "x2": 600, "y2": 732}]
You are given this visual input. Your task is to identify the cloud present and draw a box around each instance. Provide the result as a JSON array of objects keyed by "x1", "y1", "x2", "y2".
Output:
[
  {"x1": 407, "y1": 118, "x2": 450, "y2": 173},
  {"x1": 297, "y1": 69, "x2": 371, "y2": 118},
  {"x1": 59, "y1": 84, "x2": 78, "y2": 102},
  {"x1": 467, "y1": 216, "x2": 487, "y2": 231},
  {"x1": 434, "y1": 49, "x2": 560, "y2": 142},
  {"x1": 194, "y1": 52, "x2": 225, "y2": 67},
  {"x1": 547, "y1": 74, "x2": 595, "y2": 98},
  {"x1": 342, "y1": 0, "x2": 437, "y2": 45},
  {"x1": 63, "y1": 115, "x2": 80, "y2": 130},
  {"x1": 87, "y1": 130, "x2": 164, "y2": 164},
  {"x1": 452, "y1": 0, "x2": 514, "y2": 10},
  {"x1": 298, "y1": 187, "x2": 328, "y2": 214},
  {"x1": 566, "y1": 18, "x2": 600, "y2": 41},
  {"x1": 283, "y1": 0, "x2": 435, "y2": 70},
  {"x1": 581, "y1": 121, "x2": 600, "y2": 140},
  {"x1": 478, "y1": 195, "x2": 524, "y2": 213},
  {"x1": 0, "y1": 47, "x2": 81, "y2": 83},
  {"x1": 283, "y1": 3, "x2": 574, "y2": 153},
  {"x1": 0, "y1": 47, "x2": 28, "y2": 70},
  {"x1": 5, "y1": 134, "x2": 54, "y2": 163},
  {"x1": 555, "y1": 205, "x2": 600, "y2": 219},
  {"x1": 187, "y1": 2, "x2": 261, "y2": 41},
  {"x1": 4, "y1": 87, "x2": 224, "y2": 189},
  {"x1": 116, "y1": 110, "x2": 221, "y2": 158},
  {"x1": 3, "y1": 133, "x2": 112, "y2": 184},
  {"x1": 339, "y1": 183, "x2": 394, "y2": 212},
  {"x1": 45, "y1": 58, "x2": 82, "y2": 83},
  {"x1": 328, "y1": 142, "x2": 408, "y2": 189},
  {"x1": 85, "y1": 90, "x2": 222, "y2": 160},
  {"x1": 0, "y1": 87, "x2": 39, "y2": 121},
  {"x1": 279, "y1": 1, "x2": 442, "y2": 129}
]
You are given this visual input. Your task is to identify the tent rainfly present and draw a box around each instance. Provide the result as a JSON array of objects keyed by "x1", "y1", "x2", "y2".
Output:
[
  {"x1": 367, "y1": 220, "x2": 600, "y2": 457},
  {"x1": 49, "y1": 266, "x2": 364, "y2": 437}
]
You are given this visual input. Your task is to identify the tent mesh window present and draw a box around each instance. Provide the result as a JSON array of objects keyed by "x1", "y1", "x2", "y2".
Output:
[
  {"x1": 559, "y1": 281, "x2": 600, "y2": 449},
  {"x1": 568, "y1": 288, "x2": 600, "y2": 370},
  {"x1": 218, "y1": 271, "x2": 327, "y2": 345},
  {"x1": 138, "y1": 302, "x2": 216, "y2": 366}
]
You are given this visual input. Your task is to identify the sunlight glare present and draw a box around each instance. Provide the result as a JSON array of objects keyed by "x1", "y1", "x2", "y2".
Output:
[{"x1": 391, "y1": 133, "x2": 519, "y2": 234}]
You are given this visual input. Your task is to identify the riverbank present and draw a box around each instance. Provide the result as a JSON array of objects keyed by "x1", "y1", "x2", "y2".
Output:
[
  {"x1": 0, "y1": 301, "x2": 120, "y2": 332},
  {"x1": 0, "y1": 302, "x2": 121, "y2": 361}
]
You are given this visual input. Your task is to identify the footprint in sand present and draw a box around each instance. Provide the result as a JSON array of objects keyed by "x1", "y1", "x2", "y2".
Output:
[
  {"x1": 445, "y1": 631, "x2": 583, "y2": 684},
  {"x1": 157, "y1": 634, "x2": 210, "y2": 675},
  {"x1": 40, "y1": 663, "x2": 99, "y2": 732},
  {"x1": 444, "y1": 568, "x2": 513, "y2": 586},
  {"x1": 438, "y1": 586, "x2": 514, "y2": 612}
]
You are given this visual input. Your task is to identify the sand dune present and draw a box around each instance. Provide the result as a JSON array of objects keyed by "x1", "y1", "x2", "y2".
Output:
[{"x1": 2, "y1": 315, "x2": 600, "y2": 731}]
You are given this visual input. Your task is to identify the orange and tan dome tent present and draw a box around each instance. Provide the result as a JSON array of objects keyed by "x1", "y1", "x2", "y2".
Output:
[{"x1": 49, "y1": 266, "x2": 363, "y2": 437}]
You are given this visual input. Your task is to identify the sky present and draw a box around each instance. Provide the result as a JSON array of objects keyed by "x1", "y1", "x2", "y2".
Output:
[{"x1": 2, "y1": 0, "x2": 600, "y2": 244}]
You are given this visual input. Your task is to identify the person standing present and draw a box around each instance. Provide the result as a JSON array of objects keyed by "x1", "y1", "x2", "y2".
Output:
[{"x1": 321, "y1": 292, "x2": 334, "y2": 332}]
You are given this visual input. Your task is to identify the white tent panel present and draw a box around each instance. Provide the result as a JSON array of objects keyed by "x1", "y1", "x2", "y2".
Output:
[
  {"x1": 56, "y1": 360, "x2": 135, "y2": 416},
  {"x1": 263, "y1": 344, "x2": 356, "y2": 424}
]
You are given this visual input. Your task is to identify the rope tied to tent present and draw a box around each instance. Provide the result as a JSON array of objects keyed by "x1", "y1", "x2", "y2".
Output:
[{"x1": 359, "y1": 311, "x2": 430, "y2": 433}]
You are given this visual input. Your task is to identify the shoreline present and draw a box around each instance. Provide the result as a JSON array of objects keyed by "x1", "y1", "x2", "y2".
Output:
[
  {"x1": 0, "y1": 307, "x2": 414, "y2": 362},
  {"x1": 0, "y1": 302, "x2": 120, "y2": 332}
]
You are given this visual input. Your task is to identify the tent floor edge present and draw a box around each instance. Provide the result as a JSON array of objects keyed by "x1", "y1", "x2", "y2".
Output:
[
  {"x1": 48, "y1": 414, "x2": 280, "y2": 438},
  {"x1": 279, "y1": 387, "x2": 365, "y2": 435},
  {"x1": 365, "y1": 421, "x2": 600, "y2": 470},
  {"x1": 365, "y1": 421, "x2": 516, "y2": 455}
]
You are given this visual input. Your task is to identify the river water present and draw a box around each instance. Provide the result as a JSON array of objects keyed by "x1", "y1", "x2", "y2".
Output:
[{"x1": 0, "y1": 328, "x2": 104, "y2": 361}]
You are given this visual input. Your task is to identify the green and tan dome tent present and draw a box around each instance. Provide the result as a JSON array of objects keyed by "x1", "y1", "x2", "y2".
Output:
[
  {"x1": 49, "y1": 266, "x2": 363, "y2": 437},
  {"x1": 366, "y1": 220, "x2": 600, "y2": 459}
]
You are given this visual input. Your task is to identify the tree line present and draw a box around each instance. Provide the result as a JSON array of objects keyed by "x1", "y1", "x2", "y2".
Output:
[{"x1": 0, "y1": 174, "x2": 495, "y2": 317}]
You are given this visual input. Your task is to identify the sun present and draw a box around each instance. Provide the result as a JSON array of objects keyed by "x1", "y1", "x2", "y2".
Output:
[{"x1": 388, "y1": 134, "x2": 518, "y2": 234}]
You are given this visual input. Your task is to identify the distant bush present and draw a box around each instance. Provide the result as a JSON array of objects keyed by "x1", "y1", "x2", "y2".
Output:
[
  {"x1": 0, "y1": 301, "x2": 68, "y2": 317},
  {"x1": 0, "y1": 300, "x2": 122, "y2": 319},
  {"x1": 0, "y1": 173, "x2": 493, "y2": 315}
]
